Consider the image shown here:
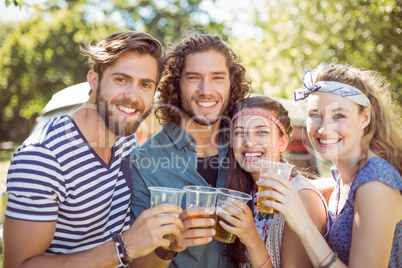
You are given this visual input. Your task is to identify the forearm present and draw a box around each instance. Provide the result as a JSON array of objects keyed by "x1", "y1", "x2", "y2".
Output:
[
  {"x1": 13, "y1": 240, "x2": 120, "y2": 268},
  {"x1": 130, "y1": 251, "x2": 171, "y2": 268},
  {"x1": 296, "y1": 218, "x2": 345, "y2": 268},
  {"x1": 245, "y1": 238, "x2": 271, "y2": 268}
]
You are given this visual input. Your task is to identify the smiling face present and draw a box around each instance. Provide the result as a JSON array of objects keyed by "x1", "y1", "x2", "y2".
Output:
[
  {"x1": 179, "y1": 51, "x2": 230, "y2": 126},
  {"x1": 307, "y1": 92, "x2": 368, "y2": 162},
  {"x1": 232, "y1": 108, "x2": 288, "y2": 181},
  {"x1": 93, "y1": 51, "x2": 157, "y2": 137}
]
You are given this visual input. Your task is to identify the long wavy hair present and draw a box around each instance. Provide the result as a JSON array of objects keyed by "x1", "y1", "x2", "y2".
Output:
[
  {"x1": 312, "y1": 64, "x2": 402, "y2": 175},
  {"x1": 225, "y1": 96, "x2": 294, "y2": 265},
  {"x1": 154, "y1": 34, "x2": 252, "y2": 126}
]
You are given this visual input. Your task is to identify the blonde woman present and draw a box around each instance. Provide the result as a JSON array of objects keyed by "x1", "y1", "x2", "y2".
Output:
[{"x1": 260, "y1": 64, "x2": 402, "y2": 267}]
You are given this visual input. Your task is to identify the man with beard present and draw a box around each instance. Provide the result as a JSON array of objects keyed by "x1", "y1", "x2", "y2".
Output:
[
  {"x1": 3, "y1": 31, "x2": 183, "y2": 268},
  {"x1": 130, "y1": 34, "x2": 252, "y2": 267}
]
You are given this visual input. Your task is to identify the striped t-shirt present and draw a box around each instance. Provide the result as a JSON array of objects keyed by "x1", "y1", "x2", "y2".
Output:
[{"x1": 6, "y1": 115, "x2": 138, "y2": 256}]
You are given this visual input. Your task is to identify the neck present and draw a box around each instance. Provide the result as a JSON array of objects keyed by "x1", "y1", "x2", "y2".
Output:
[
  {"x1": 71, "y1": 103, "x2": 118, "y2": 163},
  {"x1": 331, "y1": 149, "x2": 373, "y2": 185},
  {"x1": 183, "y1": 115, "x2": 221, "y2": 158}
]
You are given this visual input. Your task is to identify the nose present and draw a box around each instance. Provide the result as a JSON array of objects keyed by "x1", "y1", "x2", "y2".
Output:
[
  {"x1": 243, "y1": 131, "x2": 256, "y2": 146},
  {"x1": 198, "y1": 78, "x2": 214, "y2": 97},
  {"x1": 123, "y1": 85, "x2": 140, "y2": 102},
  {"x1": 317, "y1": 117, "x2": 336, "y2": 135}
]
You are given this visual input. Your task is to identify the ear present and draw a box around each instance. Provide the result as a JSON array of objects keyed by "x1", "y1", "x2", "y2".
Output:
[
  {"x1": 87, "y1": 70, "x2": 99, "y2": 93},
  {"x1": 360, "y1": 106, "x2": 371, "y2": 129},
  {"x1": 278, "y1": 133, "x2": 289, "y2": 152}
]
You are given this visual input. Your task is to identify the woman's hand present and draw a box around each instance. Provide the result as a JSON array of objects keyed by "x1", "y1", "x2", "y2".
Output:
[
  {"x1": 216, "y1": 198, "x2": 260, "y2": 248},
  {"x1": 256, "y1": 178, "x2": 313, "y2": 236}
]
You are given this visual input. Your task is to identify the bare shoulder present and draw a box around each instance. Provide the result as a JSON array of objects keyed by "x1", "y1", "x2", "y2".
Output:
[{"x1": 355, "y1": 180, "x2": 402, "y2": 223}]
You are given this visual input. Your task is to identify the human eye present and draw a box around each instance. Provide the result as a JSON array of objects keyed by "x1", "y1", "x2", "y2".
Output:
[
  {"x1": 187, "y1": 75, "x2": 199, "y2": 80},
  {"x1": 308, "y1": 112, "x2": 321, "y2": 119},
  {"x1": 257, "y1": 130, "x2": 269, "y2": 135},
  {"x1": 334, "y1": 113, "x2": 346, "y2": 119},
  {"x1": 141, "y1": 82, "x2": 152, "y2": 89},
  {"x1": 234, "y1": 130, "x2": 245, "y2": 136},
  {"x1": 115, "y1": 77, "x2": 127, "y2": 84}
]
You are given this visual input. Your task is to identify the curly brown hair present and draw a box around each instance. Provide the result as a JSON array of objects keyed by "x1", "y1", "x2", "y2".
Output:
[
  {"x1": 80, "y1": 31, "x2": 164, "y2": 83},
  {"x1": 155, "y1": 34, "x2": 252, "y2": 126}
]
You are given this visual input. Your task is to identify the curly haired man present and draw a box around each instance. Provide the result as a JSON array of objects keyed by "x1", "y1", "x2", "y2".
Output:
[{"x1": 130, "y1": 33, "x2": 252, "y2": 268}]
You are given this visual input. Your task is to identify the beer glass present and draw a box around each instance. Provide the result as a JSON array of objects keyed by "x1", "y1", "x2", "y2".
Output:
[
  {"x1": 257, "y1": 160, "x2": 294, "y2": 214},
  {"x1": 213, "y1": 188, "x2": 252, "y2": 243},
  {"x1": 148, "y1": 186, "x2": 185, "y2": 242},
  {"x1": 183, "y1": 185, "x2": 220, "y2": 228}
]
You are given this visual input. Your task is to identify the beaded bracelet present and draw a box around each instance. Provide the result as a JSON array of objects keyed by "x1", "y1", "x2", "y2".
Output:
[
  {"x1": 319, "y1": 251, "x2": 338, "y2": 268},
  {"x1": 112, "y1": 233, "x2": 131, "y2": 267},
  {"x1": 258, "y1": 254, "x2": 271, "y2": 268}
]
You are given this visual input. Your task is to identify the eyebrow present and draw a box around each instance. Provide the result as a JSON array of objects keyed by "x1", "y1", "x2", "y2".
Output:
[
  {"x1": 111, "y1": 72, "x2": 156, "y2": 84},
  {"x1": 308, "y1": 107, "x2": 350, "y2": 113},
  {"x1": 331, "y1": 107, "x2": 350, "y2": 112},
  {"x1": 184, "y1": 71, "x2": 228, "y2": 76},
  {"x1": 233, "y1": 125, "x2": 270, "y2": 130}
]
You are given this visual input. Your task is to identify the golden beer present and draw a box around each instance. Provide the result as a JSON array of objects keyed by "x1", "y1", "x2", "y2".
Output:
[
  {"x1": 213, "y1": 207, "x2": 237, "y2": 243},
  {"x1": 257, "y1": 186, "x2": 279, "y2": 214},
  {"x1": 187, "y1": 214, "x2": 214, "y2": 229},
  {"x1": 163, "y1": 233, "x2": 175, "y2": 242},
  {"x1": 213, "y1": 214, "x2": 236, "y2": 243},
  {"x1": 258, "y1": 160, "x2": 294, "y2": 214}
]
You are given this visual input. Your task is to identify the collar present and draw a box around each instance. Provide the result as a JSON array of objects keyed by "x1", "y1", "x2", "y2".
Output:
[{"x1": 163, "y1": 122, "x2": 230, "y2": 151}]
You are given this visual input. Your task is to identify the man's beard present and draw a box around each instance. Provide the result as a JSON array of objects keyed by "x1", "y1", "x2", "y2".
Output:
[
  {"x1": 180, "y1": 98, "x2": 229, "y2": 126},
  {"x1": 96, "y1": 84, "x2": 151, "y2": 137}
]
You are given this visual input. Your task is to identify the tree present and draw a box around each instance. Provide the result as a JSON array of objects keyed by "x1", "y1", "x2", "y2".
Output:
[
  {"x1": 0, "y1": 0, "x2": 225, "y2": 142},
  {"x1": 0, "y1": 9, "x2": 119, "y2": 141},
  {"x1": 229, "y1": 0, "x2": 402, "y2": 104}
]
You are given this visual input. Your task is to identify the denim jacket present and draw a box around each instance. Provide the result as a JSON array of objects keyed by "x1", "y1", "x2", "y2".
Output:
[{"x1": 130, "y1": 122, "x2": 234, "y2": 268}]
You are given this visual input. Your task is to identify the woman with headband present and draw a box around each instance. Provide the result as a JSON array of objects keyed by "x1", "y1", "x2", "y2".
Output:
[
  {"x1": 260, "y1": 64, "x2": 402, "y2": 267},
  {"x1": 218, "y1": 96, "x2": 327, "y2": 268}
]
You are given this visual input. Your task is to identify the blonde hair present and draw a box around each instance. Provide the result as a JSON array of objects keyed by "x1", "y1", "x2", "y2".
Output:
[{"x1": 313, "y1": 63, "x2": 402, "y2": 175}]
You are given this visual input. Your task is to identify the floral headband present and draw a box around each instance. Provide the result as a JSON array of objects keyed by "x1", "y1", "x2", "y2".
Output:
[
  {"x1": 232, "y1": 109, "x2": 287, "y2": 135},
  {"x1": 294, "y1": 70, "x2": 371, "y2": 107}
]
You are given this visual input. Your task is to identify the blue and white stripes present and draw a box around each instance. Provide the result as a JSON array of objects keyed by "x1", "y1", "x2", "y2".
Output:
[{"x1": 6, "y1": 115, "x2": 137, "y2": 255}]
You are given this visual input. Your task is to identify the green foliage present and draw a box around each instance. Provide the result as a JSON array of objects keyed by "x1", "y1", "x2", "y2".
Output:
[
  {"x1": 5, "y1": 0, "x2": 24, "y2": 8},
  {"x1": 105, "y1": 0, "x2": 227, "y2": 43},
  {"x1": 0, "y1": 9, "x2": 119, "y2": 142},
  {"x1": 0, "y1": 0, "x2": 224, "y2": 142},
  {"x1": 230, "y1": 0, "x2": 402, "y2": 104}
]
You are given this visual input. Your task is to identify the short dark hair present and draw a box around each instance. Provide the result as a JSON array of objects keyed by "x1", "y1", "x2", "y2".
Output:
[{"x1": 81, "y1": 31, "x2": 164, "y2": 84}]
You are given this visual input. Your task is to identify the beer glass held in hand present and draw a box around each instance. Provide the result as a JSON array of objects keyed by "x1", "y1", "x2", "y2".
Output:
[
  {"x1": 183, "y1": 186, "x2": 220, "y2": 228},
  {"x1": 257, "y1": 160, "x2": 294, "y2": 214},
  {"x1": 213, "y1": 188, "x2": 252, "y2": 243},
  {"x1": 148, "y1": 186, "x2": 185, "y2": 242}
]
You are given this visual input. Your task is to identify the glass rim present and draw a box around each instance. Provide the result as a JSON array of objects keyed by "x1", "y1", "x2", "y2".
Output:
[
  {"x1": 259, "y1": 159, "x2": 295, "y2": 168},
  {"x1": 183, "y1": 185, "x2": 221, "y2": 193},
  {"x1": 148, "y1": 186, "x2": 186, "y2": 193},
  {"x1": 217, "y1": 188, "x2": 252, "y2": 200}
]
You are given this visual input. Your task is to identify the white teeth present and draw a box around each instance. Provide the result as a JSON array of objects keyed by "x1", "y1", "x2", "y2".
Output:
[
  {"x1": 117, "y1": 105, "x2": 137, "y2": 114},
  {"x1": 319, "y1": 139, "x2": 339, "y2": 145},
  {"x1": 197, "y1": 101, "x2": 217, "y2": 108},
  {"x1": 244, "y1": 152, "x2": 263, "y2": 158}
]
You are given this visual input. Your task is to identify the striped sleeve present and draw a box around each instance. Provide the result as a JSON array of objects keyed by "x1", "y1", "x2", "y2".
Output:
[{"x1": 6, "y1": 144, "x2": 65, "y2": 222}]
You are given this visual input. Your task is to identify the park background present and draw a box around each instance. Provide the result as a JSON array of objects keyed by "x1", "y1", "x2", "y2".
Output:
[{"x1": 0, "y1": 0, "x2": 401, "y2": 264}]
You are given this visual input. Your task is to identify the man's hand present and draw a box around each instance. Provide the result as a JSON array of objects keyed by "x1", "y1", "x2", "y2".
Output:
[
  {"x1": 123, "y1": 204, "x2": 183, "y2": 259},
  {"x1": 168, "y1": 207, "x2": 216, "y2": 252}
]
